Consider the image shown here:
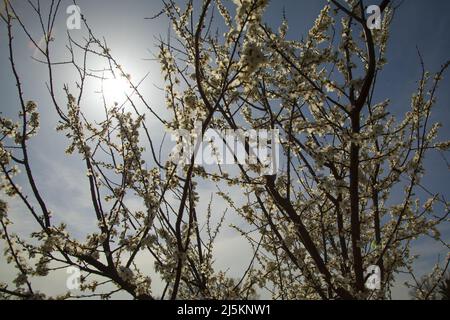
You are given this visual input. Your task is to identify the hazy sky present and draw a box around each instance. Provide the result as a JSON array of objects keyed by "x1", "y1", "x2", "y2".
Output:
[{"x1": 0, "y1": 0, "x2": 449, "y2": 299}]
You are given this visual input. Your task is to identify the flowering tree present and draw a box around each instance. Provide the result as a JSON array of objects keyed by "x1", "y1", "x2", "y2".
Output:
[{"x1": 0, "y1": 0, "x2": 449, "y2": 300}]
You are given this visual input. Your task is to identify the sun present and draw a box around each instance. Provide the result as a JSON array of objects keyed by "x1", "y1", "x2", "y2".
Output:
[{"x1": 101, "y1": 76, "x2": 131, "y2": 104}]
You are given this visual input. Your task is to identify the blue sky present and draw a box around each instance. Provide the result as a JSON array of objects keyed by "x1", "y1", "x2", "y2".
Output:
[{"x1": 0, "y1": 0, "x2": 449, "y2": 299}]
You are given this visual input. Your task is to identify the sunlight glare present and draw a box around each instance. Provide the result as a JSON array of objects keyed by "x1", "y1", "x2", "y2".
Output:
[{"x1": 102, "y1": 76, "x2": 131, "y2": 104}]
